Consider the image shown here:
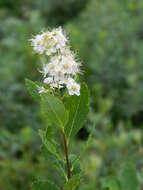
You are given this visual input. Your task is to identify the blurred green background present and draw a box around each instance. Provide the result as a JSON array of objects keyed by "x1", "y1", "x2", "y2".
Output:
[{"x1": 1, "y1": 0, "x2": 143, "y2": 189}]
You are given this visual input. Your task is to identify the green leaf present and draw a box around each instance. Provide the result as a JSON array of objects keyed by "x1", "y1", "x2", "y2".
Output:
[
  {"x1": 101, "y1": 176, "x2": 121, "y2": 190},
  {"x1": 119, "y1": 163, "x2": 138, "y2": 190},
  {"x1": 65, "y1": 83, "x2": 89, "y2": 142},
  {"x1": 41, "y1": 145, "x2": 67, "y2": 180},
  {"x1": 69, "y1": 155, "x2": 81, "y2": 176},
  {"x1": 72, "y1": 124, "x2": 95, "y2": 170},
  {"x1": 25, "y1": 79, "x2": 40, "y2": 101},
  {"x1": 64, "y1": 174, "x2": 82, "y2": 190},
  {"x1": 45, "y1": 125, "x2": 54, "y2": 139},
  {"x1": 32, "y1": 180, "x2": 60, "y2": 190},
  {"x1": 41, "y1": 93, "x2": 69, "y2": 129},
  {"x1": 39, "y1": 129, "x2": 57, "y2": 157},
  {"x1": 40, "y1": 130, "x2": 67, "y2": 180}
]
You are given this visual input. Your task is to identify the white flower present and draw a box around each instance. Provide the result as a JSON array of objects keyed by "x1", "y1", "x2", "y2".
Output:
[
  {"x1": 69, "y1": 83, "x2": 80, "y2": 96},
  {"x1": 52, "y1": 27, "x2": 67, "y2": 49},
  {"x1": 43, "y1": 62, "x2": 57, "y2": 76},
  {"x1": 54, "y1": 65, "x2": 64, "y2": 80},
  {"x1": 50, "y1": 55, "x2": 60, "y2": 64},
  {"x1": 61, "y1": 56, "x2": 73, "y2": 74},
  {"x1": 44, "y1": 76, "x2": 64, "y2": 89},
  {"x1": 45, "y1": 47, "x2": 57, "y2": 56},
  {"x1": 30, "y1": 34, "x2": 45, "y2": 54},
  {"x1": 71, "y1": 62, "x2": 79, "y2": 75},
  {"x1": 66, "y1": 78, "x2": 80, "y2": 96},
  {"x1": 48, "y1": 62, "x2": 57, "y2": 75},
  {"x1": 61, "y1": 49, "x2": 80, "y2": 75},
  {"x1": 38, "y1": 86, "x2": 47, "y2": 94},
  {"x1": 66, "y1": 78, "x2": 75, "y2": 88},
  {"x1": 53, "y1": 65, "x2": 65, "y2": 88},
  {"x1": 42, "y1": 64, "x2": 49, "y2": 77},
  {"x1": 44, "y1": 77, "x2": 53, "y2": 84}
]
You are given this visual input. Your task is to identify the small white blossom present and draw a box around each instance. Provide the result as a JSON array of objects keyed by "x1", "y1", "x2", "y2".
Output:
[
  {"x1": 42, "y1": 64, "x2": 50, "y2": 77},
  {"x1": 30, "y1": 34, "x2": 45, "y2": 54},
  {"x1": 72, "y1": 63, "x2": 80, "y2": 75},
  {"x1": 47, "y1": 62, "x2": 57, "y2": 75},
  {"x1": 61, "y1": 56, "x2": 73, "y2": 74},
  {"x1": 38, "y1": 86, "x2": 47, "y2": 94},
  {"x1": 50, "y1": 55, "x2": 60, "y2": 64},
  {"x1": 66, "y1": 78, "x2": 80, "y2": 96},
  {"x1": 42, "y1": 61, "x2": 57, "y2": 77},
  {"x1": 66, "y1": 78, "x2": 75, "y2": 86},
  {"x1": 44, "y1": 77, "x2": 53, "y2": 84},
  {"x1": 52, "y1": 27, "x2": 67, "y2": 49},
  {"x1": 54, "y1": 65, "x2": 64, "y2": 81}
]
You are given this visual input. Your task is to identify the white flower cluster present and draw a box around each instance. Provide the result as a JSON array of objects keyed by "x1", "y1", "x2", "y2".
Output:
[{"x1": 30, "y1": 27, "x2": 81, "y2": 96}]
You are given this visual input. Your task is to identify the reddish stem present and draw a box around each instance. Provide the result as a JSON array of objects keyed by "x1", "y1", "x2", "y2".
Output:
[{"x1": 63, "y1": 130, "x2": 71, "y2": 179}]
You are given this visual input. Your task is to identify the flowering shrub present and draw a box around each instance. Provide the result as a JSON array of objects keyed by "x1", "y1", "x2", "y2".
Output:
[{"x1": 26, "y1": 27, "x2": 90, "y2": 189}]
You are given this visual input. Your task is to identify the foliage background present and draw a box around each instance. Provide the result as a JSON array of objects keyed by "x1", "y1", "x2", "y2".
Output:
[{"x1": 0, "y1": 0, "x2": 143, "y2": 189}]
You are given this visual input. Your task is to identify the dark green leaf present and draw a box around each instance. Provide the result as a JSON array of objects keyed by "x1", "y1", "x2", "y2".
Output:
[
  {"x1": 64, "y1": 174, "x2": 82, "y2": 190},
  {"x1": 72, "y1": 125, "x2": 95, "y2": 170},
  {"x1": 119, "y1": 163, "x2": 138, "y2": 190},
  {"x1": 65, "y1": 83, "x2": 89, "y2": 142},
  {"x1": 101, "y1": 176, "x2": 120, "y2": 190},
  {"x1": 25, "y1": 79, "x2": 40, "y2": 101},
  {"x1": 69, "y1": 154, "x2": 81, "y2": 176},
  {"x1": 41, "y1": 145, "x2": 67, "y2": 180},
  {"x1": 41, "y1": 93, "x2": 69, "y2": 129},
  {"x1": 39, "y1": 129, "x2": 57, "y2": 156},
  {"x1": 39, "y1": 129, "x2": 67, "y2": 179}
]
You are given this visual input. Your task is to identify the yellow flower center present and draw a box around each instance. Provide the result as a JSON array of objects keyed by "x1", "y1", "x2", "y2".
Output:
[
  {"x1": 37, "y1": 40, "x2": 41, "y2": 45},
  {"x1": 50, "y1": 64, "x2": 55, "y2": 70},
  {"x1": 43, "y1": 33, "x2": 49, "y2": 42},
  {"x1": 57, "y1": 71, "x2": 62, "y2": 77},
  {"x1": 63, "y1": 63, "x2": 69, "y2": 69},
  {"x1": 72, "y1": 85, "x2": 77, "y2": 91}
]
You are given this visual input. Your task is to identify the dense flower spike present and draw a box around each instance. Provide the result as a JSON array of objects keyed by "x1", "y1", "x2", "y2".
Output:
[{"x1": 30, "y1": 27, "x2": 81, "y2": 96}]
